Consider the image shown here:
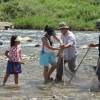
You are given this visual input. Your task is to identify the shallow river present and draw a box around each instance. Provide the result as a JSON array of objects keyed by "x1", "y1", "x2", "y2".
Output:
[{"x1": 0, "y1": 29, "x2": 100, "y2": 100}]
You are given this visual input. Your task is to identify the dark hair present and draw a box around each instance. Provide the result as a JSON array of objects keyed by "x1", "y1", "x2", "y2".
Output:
[
  {"x1": 44, "y1": 25, "x2": 48, "y2": 32},
  {"x1": 10, "y1": 35, "x2": 18, "y2": 46},
  {"x1": 44, "y1": 25, "x2": 54, "y2": 31},
  {"x1": 44, "y1": 25, "x2": 54, "y2": 36}
]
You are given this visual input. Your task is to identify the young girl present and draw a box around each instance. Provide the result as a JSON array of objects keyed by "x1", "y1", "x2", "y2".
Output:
[
  {"x1": 40, "y1": 25, "x2": 61, "y2": 83},
  {"x1": 3, "y1": 35, "x2": 23, "y2": 86}
]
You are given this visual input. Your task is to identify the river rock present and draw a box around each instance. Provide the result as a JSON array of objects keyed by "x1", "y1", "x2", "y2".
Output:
[
  {"x1": 96, "y1": 19, "x2": 100, "y2": 29},
  {"x1": 0, "y1": 22, "x2": 14, "y2": 30},
  {"x1": 80, "y1": 45, "x2": 88, "y2": 49},
  {"x1": 35, "y1": 44, "x2": 41, "y2": 47},
  {"x1": 22, "y1": 37, "x2": 32, "y2": 42},
  {"x1": 0, "y1": 41, "x2": 3, "y2": 45}
]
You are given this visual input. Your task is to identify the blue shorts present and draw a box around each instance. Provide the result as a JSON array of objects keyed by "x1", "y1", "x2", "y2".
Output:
[
  {"x1": 40, "y1": 51, "x2": 56, "y2": 66},
  {"x1": 6, "y1": 61, "x2": 22, "y2": 74}
]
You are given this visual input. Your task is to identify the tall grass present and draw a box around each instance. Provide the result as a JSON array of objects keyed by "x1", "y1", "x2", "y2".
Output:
[{"x1": 0, "y1": 0, "x2": 100, "y2": 30}]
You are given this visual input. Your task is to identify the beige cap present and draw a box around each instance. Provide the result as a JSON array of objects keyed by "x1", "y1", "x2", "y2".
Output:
[{"x1": 59, "y1": 22, "x2": 69, "y2": 29}]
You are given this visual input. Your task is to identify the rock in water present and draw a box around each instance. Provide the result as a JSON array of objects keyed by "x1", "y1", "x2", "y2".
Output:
[
  {"x1": 22, "y1": 37, "x2": 32, "y2": 42},
  {"x1": 0, "y1": 41, "x2": 3, "y2": 45},
  {"x1": 95, "y1": 19, "x2": 100, "y2": 29},
  {"x1": 35, "y1": 44, "x2": 41, "y2": 47}
]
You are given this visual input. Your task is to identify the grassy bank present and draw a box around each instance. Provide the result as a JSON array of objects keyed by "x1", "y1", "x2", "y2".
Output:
[{"x1": 0, "y1": 0, "x2": 100, "y2": 30}]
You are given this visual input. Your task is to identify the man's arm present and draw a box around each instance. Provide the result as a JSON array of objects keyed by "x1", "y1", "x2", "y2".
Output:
[{"x1": 89, "y1": 43, "x2": 99, "y2": 47}]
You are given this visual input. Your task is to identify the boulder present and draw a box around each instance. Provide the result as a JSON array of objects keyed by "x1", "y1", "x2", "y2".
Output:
[
  {"x1": 0, "y1": 22, "x2": 14, "y2": 30},
  {"x1": 35, "y1": 44, "x2": 41, "y2": 47},
  {"x1": 79, "y1": 45, "x2": 88, "y2": 49},
  {"x1": 0, "y1": 41, "x2": 3, "y2": 45},
  {"x1": 22, "y1": 37, "x2": 32, "y2": 42},
  {"x1": 95, "y1": 19, "x2": 100, "y2": 29}
]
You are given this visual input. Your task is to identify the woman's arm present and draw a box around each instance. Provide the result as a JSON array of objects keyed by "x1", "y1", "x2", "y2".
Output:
[
  {"x1": 53, "y1": 35, "x2": 63, "y2": 46},
  {"x1": 63, "y1": 43, "x2": 71, "y2": 48},
  {"x1": 42, "y1": 37, "x2": 60, "y2": 50}
]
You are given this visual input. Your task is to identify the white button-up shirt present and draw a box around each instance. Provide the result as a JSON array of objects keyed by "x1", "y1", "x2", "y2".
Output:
[{"x1": 61, "y1": 30, "x2": 78, "y2": 60}]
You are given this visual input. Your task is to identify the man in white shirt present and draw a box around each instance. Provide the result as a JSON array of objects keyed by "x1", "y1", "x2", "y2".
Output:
[{"x1": 55, "y1": 22, "x2": 78, "y2": 83}]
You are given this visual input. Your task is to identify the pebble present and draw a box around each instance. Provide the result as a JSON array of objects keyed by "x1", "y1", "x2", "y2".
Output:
[{"x1": 0, "y1": 54, "x2": 39, "y2": 61}]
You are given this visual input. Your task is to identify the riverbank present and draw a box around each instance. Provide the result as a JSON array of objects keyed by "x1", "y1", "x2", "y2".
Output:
[
  {"x1": 0, "y1": 0, "x2": 100, "y2": 31},
  {"x1": 0, "y1": 21, "x2": 98, "y2": 31}
]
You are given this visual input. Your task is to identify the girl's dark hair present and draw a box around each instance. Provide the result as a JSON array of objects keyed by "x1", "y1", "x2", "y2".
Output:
[
  {"x1": 44, "y1": 25, "x2": 54, "y2": 36},
  {"x1": 44, "y1": 25, "x2": 54, "y2": 32},
  {"x1": 44, "y1": 25, "x2": 49, "y2": 32},
  {"x1": 10, "y1": 35, "x2": 18, "y2": 46}
]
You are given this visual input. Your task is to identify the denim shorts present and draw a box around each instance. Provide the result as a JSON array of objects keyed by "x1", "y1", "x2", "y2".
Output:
[
  {"x1": 40, "y1": 51, "x2": 56, "y2": 66},
  {"x1": 6, "y1": 60, "x2": 22, "y2": 74}
]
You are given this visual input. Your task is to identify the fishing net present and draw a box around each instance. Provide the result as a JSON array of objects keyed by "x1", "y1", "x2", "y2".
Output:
[
  {"x1": 0, "y1": 44, "x2": 100, "y2": 96},
  {"x1": 58, "y1": 48, "x2": 100, "y2": 92}
]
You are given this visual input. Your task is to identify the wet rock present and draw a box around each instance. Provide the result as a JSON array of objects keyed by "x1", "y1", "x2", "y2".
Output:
[
  {"x1": 96, "y1": 19, "x2": 100, "y2": 29},
  {"x1": 0, "y1": 41, "x2": 3, "y2": 45},
  {"x1": 4, "y1": 26, "x2": 9, "y2": 30},
  {"x1": 80, "y1": 45, "x2": 88, "y2": 49},
  {"x1": 22, "y1": 37, "x2": 32, "y2": 42},
  {"x1": 52, "y1": 95, "x2": 60, "y2": 99},
  {"x1": 85, "y1": 57, "x2": 93, "y2": 60},
  {"x1": 89, "y1": 57, "x2": 92, "y2": 60},
  {"x1": 30, "y1": 98, "x2": 37, "y2": 100},
  {"x1": 22, "y1": 54, "x2": 27, "y2": 57},
  {"x1": 22, "y1": 54, "x2": 28, "y2": 59},
  {"x1": 30, "y1": 57, "x2": 34, "y2": 59},
  {"x1": 35, "y1": 44, "x2": 41, "y2": 47},
  {"x1": 0, "y1": 22, "x2": 14, "y2": 30}
]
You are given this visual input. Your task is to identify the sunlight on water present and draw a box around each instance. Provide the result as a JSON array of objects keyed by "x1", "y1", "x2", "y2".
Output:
[{"x1": 0, "y1": 29, "x2": 100, "y2": 99}]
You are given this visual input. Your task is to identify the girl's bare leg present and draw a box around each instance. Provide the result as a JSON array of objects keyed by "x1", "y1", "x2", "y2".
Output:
[
  {"x1": 44, "y1": 67, "x2": 49, "y2": 83},
  {"x1": 14, "y1": 74, "x2": 18, "y2": 84},
  {"x1": 48, "y1": 62, "x2": 57, "y2": 79},
  {"x1": 3, "y1": 73, "x2": 10, "y2": 85}
]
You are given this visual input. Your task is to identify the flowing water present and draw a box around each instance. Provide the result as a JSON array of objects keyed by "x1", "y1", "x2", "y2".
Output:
[{"x1": 0, "y1": 29, "x2": 100, "y2": 100}]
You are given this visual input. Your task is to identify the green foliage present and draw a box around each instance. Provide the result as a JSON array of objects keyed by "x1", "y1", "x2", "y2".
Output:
[
  {"x1": 0, "y1": 0, "x2": 10, "y2": 3},
  {"x1": 0, "y1": 0, "x2": 35, "y2": 20},
  {"x1": 3, "y1": 0, "x2": 10, "y2": 2},
  {"x1": 90, "y1": 0, "x2": 100, "y2": 5},
  {"x1": 0, "y1": 0, "x2": 100, "y2": 30}
]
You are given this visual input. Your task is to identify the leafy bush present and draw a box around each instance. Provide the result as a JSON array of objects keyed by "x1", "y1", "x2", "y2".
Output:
[
  {"x1": 0, "y1": 0, "x2": 35, "y2": 20},
  {"x1": 0, "y1": 0, "x2": 100, "y2": 30}
]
